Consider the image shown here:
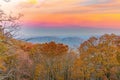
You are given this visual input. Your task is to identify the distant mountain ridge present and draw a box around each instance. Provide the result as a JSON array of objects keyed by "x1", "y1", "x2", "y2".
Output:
[{"x1": 23, "y1": 36, "x2": 84, "y2": 48}]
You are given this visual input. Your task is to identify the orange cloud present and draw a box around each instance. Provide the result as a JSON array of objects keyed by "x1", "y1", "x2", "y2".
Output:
[
  {"x1": 16, "y1": 0, "x2": 120, "y2": 29},
  {"x1": 17, "y1": 0, "x2": 120, "y2": 14}
]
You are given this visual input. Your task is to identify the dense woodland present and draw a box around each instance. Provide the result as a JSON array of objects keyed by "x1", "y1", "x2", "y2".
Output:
[
  {"x1": 0, "y1": 0, "x2": 120, "y2": 80},
  {"x1": 0, "y1": 23, "x2": 120, "y2": 80},
  {"x1": 0, "y1": 29, "x2": 120, "y2": 80}
]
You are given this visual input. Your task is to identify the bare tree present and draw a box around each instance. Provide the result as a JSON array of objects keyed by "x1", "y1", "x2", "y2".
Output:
[
  {"x1": 0, "y1": 1, "x2": 23, "y2": 79},
  {"x1": 0, "y1": 0, "x2": 23, "y2": 40}
]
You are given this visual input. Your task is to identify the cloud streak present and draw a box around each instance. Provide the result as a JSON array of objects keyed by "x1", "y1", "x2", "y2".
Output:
[
  {"x1": 17, "y1": 0, "x2": 120, "y2": 14},
  {"x1": 13, "y1": 0, "x2": 120, "y2": 30}
]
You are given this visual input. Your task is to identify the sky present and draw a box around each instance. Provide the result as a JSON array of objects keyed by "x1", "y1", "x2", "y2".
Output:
[{"x1": 0, "y1": 0, "x2": 120, "y2": 37}]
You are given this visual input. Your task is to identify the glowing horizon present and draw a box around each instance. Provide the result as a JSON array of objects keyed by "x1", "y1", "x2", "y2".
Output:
[
  {"x1": 1, "y1": 0, "x2": 120, "y2": 37},
  {"x1": 22, "y1": 0, "x2": 120, "y2": 29},
  {"x1": 1, "y1": 0, "x2": 120, "y2": 29},
  {"x1": 23, "y1": 13, "x2": 120, "y2": 29}
]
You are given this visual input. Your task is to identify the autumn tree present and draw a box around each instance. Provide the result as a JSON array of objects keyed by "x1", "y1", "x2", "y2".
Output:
[
  {"x1": 22, "y1": 41, "x2": 73, "y2": 80},
  {"x1": 0, "y1": 1, "x2": 23, "y2": 79},
  {"x1": 36, "y1": 42, "x2": 69, "y2": 80},
  {"x1": 77, "y1": 34, "x2": 120, "y2": 80}
]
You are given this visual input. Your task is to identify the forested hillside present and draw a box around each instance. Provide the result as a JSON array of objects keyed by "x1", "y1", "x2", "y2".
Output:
[{"x1": 0, "y1": 30, "x2": 120, "y2": 80}]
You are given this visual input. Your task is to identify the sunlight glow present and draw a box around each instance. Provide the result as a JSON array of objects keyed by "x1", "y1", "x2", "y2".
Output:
[{"x1": 29, "y1": 0, "x2": 37, "y2": 4}]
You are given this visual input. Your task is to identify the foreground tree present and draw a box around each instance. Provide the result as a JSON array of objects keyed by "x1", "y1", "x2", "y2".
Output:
[
  {"x1": 0, "y1": 1, "x2": 23, "y2": 79},
  {"x1": 77, "y1": 34, "x2": 120, "y2": 80}
]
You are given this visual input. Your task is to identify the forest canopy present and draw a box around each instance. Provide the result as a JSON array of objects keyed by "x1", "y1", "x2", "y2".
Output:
[{"x1": 0, "y1": 30, "x2": 120, "y2": 80}]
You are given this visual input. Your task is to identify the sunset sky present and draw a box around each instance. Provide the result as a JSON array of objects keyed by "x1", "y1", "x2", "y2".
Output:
[{"x1": 1, "y1": 0, "x2": 120, "y2": 37}]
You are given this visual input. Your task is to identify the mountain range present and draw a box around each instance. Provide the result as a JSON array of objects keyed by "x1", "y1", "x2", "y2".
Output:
[{"x1": 23, "y1": 36, "x2": 84, "y2": 48}]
